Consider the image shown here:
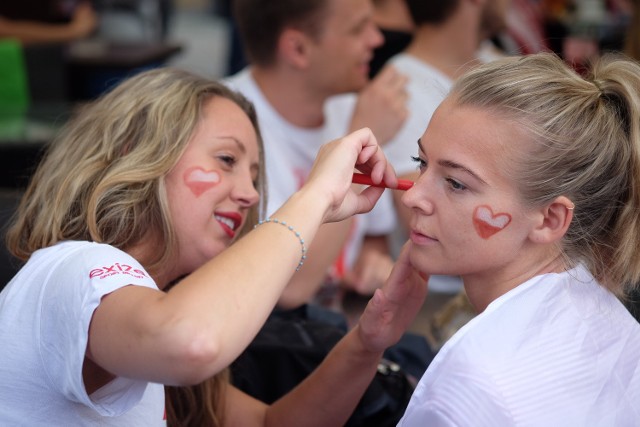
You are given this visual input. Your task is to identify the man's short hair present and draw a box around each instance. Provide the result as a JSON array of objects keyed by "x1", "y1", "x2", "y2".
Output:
[
  {"x1": 405, "y1": 0, "x2": 460, "y2": 26},
  {"x1": 232, "y1": 0, "x2": 330, "y2": 66}
]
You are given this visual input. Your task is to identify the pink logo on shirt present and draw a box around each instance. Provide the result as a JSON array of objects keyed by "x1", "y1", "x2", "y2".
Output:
[{"x1": 89, "y1": 263, "x2": 149, "y2": 280}]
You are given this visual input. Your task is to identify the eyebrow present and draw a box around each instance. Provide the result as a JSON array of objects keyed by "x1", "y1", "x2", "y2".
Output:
[
  {"x1": 417, "y1": 138, "x2": 487, "y2": 185},
  {"x1": 228, "y1": 137, "x2": 246, "y2": 154}
]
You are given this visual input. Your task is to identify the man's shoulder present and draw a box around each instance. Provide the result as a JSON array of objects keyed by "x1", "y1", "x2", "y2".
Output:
[
  {"x1": 222, "y1": 67, "x2": 254, "y2": 91},
  {"x1": 325, "y1": 92, "x2": 357, "y2": 112}
]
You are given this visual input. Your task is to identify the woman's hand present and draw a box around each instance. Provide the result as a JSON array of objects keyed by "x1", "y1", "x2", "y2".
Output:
[
  {"x1": 342, "y1": 235, "x2": 394, "y2": 295},
  {"x1": 349, "y1": 65, "x2": 409, "y2": 145},
  {"x1": 355, "y1": 242, "x2": 428, "y2": 353},
  {"x1": 303, "y1": 128, "x2": 398, "y2": 223}
]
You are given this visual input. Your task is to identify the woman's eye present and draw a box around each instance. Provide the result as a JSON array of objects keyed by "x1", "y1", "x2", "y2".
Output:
[
  {"x1": 411, "y1": 156, "x2": 427, "y2": 170},
  {"x1": 446, "y1": 178, "x2": 467, "y2": 192},
  {"x1": 218, "y1": 155, "x2": 236, "y2": 167}
]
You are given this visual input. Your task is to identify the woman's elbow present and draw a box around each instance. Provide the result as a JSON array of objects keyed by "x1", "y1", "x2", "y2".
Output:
[{"x1": 164, "y1": 324, "x2": 226, "y2": 385}]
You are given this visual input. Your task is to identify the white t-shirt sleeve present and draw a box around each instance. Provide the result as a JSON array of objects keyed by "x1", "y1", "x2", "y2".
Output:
[{"x1": 39, "y1": 243, "x2": 158, "y2": 416}]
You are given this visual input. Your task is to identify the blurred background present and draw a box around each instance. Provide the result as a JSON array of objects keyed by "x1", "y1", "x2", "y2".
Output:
[{"x1": 0, "y1": 0, "x2": 638, "y2": 336}]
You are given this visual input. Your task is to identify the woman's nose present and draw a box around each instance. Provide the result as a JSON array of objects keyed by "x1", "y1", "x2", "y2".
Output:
[
  {"x1": 401, "y1": 172, "x2": 435, "y2": 215},
  {"x1": 233, "y1": 174, "x2": 260, "y2": 208}
]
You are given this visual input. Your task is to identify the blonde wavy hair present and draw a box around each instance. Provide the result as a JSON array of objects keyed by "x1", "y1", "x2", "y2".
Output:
[
  {"x1": 450, "y1": 52, "x2": 640, "y2": 295},
  {"x1": 165, "y1": 370, "x2": 230, "y2": 427},
  {"x1": 5, "y1": 68, "x2": 267, "y2": 427}
]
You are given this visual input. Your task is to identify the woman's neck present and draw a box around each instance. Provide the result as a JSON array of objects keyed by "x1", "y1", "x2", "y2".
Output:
[
  {"x1": 462, "y1": 253, "x2": 568, "y2": 313},
  {"x1": 251, "y1": 67, "x2": 327, "y2": 128}
]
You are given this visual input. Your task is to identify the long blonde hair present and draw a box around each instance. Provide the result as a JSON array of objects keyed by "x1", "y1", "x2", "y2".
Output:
[
  {"x1": 451, "y1": 52, "x2": 640, "y2": 295},
  {"x1": 6, "y1": 68, "x2": 266, "y2": 277},
  {"x1": 165, "y1": 370, "x2": 230, "y2": 427}
]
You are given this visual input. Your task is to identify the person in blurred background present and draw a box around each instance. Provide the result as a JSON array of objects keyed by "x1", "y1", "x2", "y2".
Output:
[
  {"x1": 0, "y1": 0, "x2": 97, "y2": 45},
  {"x1": 226, "y1": 0, "x2": 409, "y2": 304}
]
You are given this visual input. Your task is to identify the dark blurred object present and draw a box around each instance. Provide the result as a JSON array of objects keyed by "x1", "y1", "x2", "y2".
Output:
[
  {"x1": 623, "y1": 0, "x2": 639, "y2": 60},
  {"x1": 216, "y1": 0, "x2": 248, "y2": 76},
  {"x1": 0, "y1": 102, "x2": 70, "y2": 188},
  {"x1": 232, "y1": 305, "x2": 419, "y2": 427},
  {"x1": 226, "y1": 18, "x2": 247, "y2": 76},
  {"x1": 24, "y1": 44, "x2": 69, "y2": 102},
  {"x1": 369, "y1": 29, "x2": 412, "y2": 79},
  {"x1": 66, "y1": 39, "x2": 182, "y2": 100},
  {"x1": 0, "y1": 0, "x2": 98, "y2": 46},
  {"x1": 369, "y1": 0, "x2": 415, "y2": 78},
  {"x1": 213, "y1": 0, "x2": 232, "y2": 17},
  {"x1": 0, "y1": 0, "x2": 78, "y2": 23},
  {"x1": 0, "y1": 190, "x2": 22, "y2": 292},
  {"x1": 624, "y1": 286, "x2": 640, "y2": 323}
]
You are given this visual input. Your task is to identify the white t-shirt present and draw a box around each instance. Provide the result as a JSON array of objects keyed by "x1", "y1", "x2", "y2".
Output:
[
  {"x1": 0, "y1": 241, "x2": 166, "y2": 426},
  {"x1": 398, "y1": 265, "x2": 640, "y2": 426},
  {"x1": 383, "y1": 53, "x2": 453, "y2": 176},
  {"x1": 225, "y1": 68, "x2": 397, "y2": 275}
]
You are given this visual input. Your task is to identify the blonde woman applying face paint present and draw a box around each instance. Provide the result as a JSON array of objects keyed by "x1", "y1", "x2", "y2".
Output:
[
  {"x1": 0, "y1": 68, "x2": 427, "y2": 426},
  {"x1": 397, "y1": 52, "x2": 640, "y2": 426}
]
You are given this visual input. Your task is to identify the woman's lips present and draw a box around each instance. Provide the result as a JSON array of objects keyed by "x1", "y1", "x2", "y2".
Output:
[
  {"x1": 214, "y1": 212, "x2": 243, "y2": 239},
  {"x1": 409, "y1": 230, "x2": 438, "y2": 245}
]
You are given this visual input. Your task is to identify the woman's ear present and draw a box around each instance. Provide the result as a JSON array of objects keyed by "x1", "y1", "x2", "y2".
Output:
[
  {"x1": 528, "y1": 196, "x2": 574, "y2": 244},
  {"x1": 278, "y1": 28, "x2": 310, "y2": 68}
]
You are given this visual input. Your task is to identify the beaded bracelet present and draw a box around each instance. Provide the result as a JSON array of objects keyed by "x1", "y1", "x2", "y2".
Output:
[{"x1": 254, "y1": 218, "x2": 307, "y2": 271}]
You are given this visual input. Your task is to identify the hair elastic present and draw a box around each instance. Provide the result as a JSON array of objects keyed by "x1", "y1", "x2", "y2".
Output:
[
  {"x1": 254, "y1": 218, "x2": 307, "y2": 271},
  {"x1": 592, "y1": 80, "x2": 603, "y2": 94}
]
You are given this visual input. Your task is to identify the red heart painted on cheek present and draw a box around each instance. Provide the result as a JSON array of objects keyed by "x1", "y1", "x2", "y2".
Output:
[
  {"x1": 473, "y1": 205, "x2": 512, "y2": 239},
  {"x1": 184, "y1": 167, "x2": 221, "y2": 197}
]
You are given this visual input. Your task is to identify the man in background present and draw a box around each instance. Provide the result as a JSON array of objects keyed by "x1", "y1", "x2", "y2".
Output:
[{"x1": 226, "y1": 0, "x2": 410, "y2": 306}]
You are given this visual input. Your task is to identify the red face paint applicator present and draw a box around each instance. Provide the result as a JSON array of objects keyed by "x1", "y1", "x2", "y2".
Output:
[{"x1": 351, "y1": 173, "x2": 414, "y2": 191}]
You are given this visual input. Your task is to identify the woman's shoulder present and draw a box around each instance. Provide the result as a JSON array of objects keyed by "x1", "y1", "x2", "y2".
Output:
[
  {"x1": 28, "y1": 241, "x2": 147, "y2": 282},
  {"x1": 435, "y1": 266, "x2": 638, "y2": 373},
  {"x1": 33, "y1": 241, "x2": 130, "y2": 263}
]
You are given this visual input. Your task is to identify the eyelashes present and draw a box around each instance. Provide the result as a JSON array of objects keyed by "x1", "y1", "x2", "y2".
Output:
[
  {"x1": 411, "y1": 155, "x2": 426, "y2": 170},
  {"x1": 445, "y1": 178, "x2": 467, "y2": 191},
  {"x1": 218, "y1": 155, "x2": 236, "y2": 167},
  {"x1": 410, "y1": 156, "x2": 467, "y2": 192}
]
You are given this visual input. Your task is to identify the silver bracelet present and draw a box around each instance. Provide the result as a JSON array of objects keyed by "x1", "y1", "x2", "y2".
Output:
[{"x1": 254, "y1": 218, "x2": 307, "y2": 271}]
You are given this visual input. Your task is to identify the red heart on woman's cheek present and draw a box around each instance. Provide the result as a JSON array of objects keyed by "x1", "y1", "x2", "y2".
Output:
[
  {"x1": 473, "y1": 205, "x2": 511, "y2": 239},
  {"x1": 184, "y1": 167, "x2": 221, "y2": 197}
]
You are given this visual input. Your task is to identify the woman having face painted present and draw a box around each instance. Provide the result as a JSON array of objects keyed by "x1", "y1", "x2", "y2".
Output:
[
  {"x1": 0, "y1": 68, "x2": 427, "y2": 426},
  {"x1": 396, "y1": 52, "x2": 640, "y2": 425}
]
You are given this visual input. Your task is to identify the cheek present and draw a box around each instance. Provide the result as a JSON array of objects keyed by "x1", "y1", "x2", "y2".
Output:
[
  {"x1": 184, "y1": 166, "x2": 222, "y2": 197},
  {"x1": 472, "y1": 205, "x2": 512, "y2": 239}
]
